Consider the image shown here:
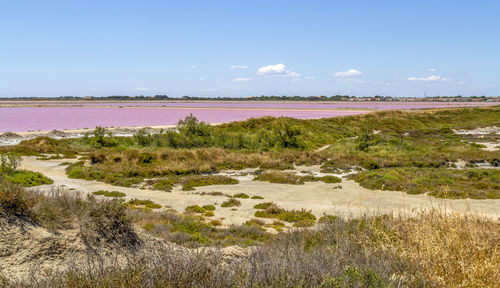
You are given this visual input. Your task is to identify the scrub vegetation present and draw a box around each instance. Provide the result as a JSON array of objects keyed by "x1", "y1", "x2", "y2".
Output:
[
  {"x1": 2, "y1": 180, "x2": 498, "y2": 288},
  {"x1": 3, "y1": 106, "x2": 499, "y2": 199}
]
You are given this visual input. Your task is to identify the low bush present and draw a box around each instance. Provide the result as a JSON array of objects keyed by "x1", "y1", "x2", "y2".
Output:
[
  {"x1": 351, "y1": 168, "x2": 500, "y2": 199},
  {"x1": 202, "y1": 204, "x2": 216, "y2": 211},
  {"x1": 254, "y1": 203, "x2": 316, "y2": 224},
  {"x1": 3, "y1": 170, "x2": 53, "y2": 187},
  {"x1": 184, "y1": 205, "x2": 206, "y2": 214},
  {"x1": 128, "y1": 199, "x2": 162, "y2": 209},
  {"x1": 220, "y1": 198, "x2": 241, "y2": 207},
  {"x1": 253, "y1": 202, "x2": 273, "y2": 210},
  {"x1": 250, "y1": 195, "x2": 264, "y2": 199},
  {"x1": 233, "y1": 193, "x2": 249, "y2": 199},
  {"x1": 253, "y1": 171, "x2": 317, "y2": 184},
  {"x1": 92, "y1": 190, "x2": 126, "y2": 198},
  {"x1": 321, "y1": 175, "x2": 342, "y2": 183}
]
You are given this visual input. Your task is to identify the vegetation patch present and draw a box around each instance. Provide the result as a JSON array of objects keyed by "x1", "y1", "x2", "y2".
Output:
[
  {"x1": 253, "y1": 171, "x2": 317, "y2": 184},
  {"x1": 128, "y1": 199, "x2": 162, "y2": 209},
  {"x1": 92, "y1": 190, "x2": 126, "y2": 198},
  {"x1": 232, "y1": 193, "x2": 249, "y2": 199},
  {"x1": 350, "y1": 168, "x2": 500, "y2": 199},
  {"x1": 251, "y1": 195, "x2": 264, "y2": 199},
  {"x1": 220, "y1": 198, "x2": 241, "y2": 207},
  {"x1": 320, "y1": 175, "x2": 342, "y2": 183},
  {"x1": 3, "y1": 170, "x2": 53, "y2": 187},
  {"x1": 254, "y1": 202, "x2": 316, "y2": 224},
  {"x1": 179, "y1": 175, "x2": 239, "y2": 191},
  {"x1": 128, "y1": 208, "x2": 270, "y2": 247}
]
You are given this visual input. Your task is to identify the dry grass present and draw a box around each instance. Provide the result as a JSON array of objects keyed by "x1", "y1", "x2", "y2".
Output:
[{"x1": 393, "y1": 213, "x2": 500, "y2": 287}]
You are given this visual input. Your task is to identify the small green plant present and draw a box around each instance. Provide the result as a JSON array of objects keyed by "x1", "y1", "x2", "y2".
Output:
[
  {"x1": 3, "y1": 170, "x2": 53, "y2": 187},
  {"x1": 233, "y1": 193, "x2": 249, "y2": 199},
  {"x1": 185, "y1": 205, "x2": 206, "y2": 213},
  {"x1": 253, "y1": 202, "x2": 273, "y2": 209},
  {"x1": 92, "y1": 190, "x2": 126, "y2": 198},
  {"x1": 209, "y1": 219, "x2": 222, "y2": 226},
  {"x1": 128, "y1": 199, "x2": 162, "y2": 209},
  {"x1": 221, "y1": 198, "x2": 241, "y2": 207},
  {"x1": 254, "y1": 171, "x2": 317, "y2": 185},
  {"x1": 321, "y1": 175, "x2": 342, "y2": 183},
  {"x1": 251, "y1": 195, "x2": 264, "y2": 199},
  {"x1": 203, "y1": 211, "x2": 214, "y2": 217},
  {"x1": 202, "y1": 204, "x2": 216, "y2": 211}
]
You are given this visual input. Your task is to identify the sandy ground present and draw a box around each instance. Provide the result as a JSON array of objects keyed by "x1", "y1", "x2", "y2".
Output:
[{"x1": 21, "y1": 157, "x2": 500, "y2": 224}]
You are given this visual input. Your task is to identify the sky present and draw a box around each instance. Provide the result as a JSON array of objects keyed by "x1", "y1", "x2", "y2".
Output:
[{"x1": 0, "y1": 0, "x2": 499, "y2": 98}]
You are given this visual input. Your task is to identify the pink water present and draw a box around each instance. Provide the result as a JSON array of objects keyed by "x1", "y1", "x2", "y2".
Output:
[
  {"x1": 0, "y1": 107, "x2": 370, "y2": 132},
  {"x1": 2, "y1": 101, "x2": 497, "y2": 110}
]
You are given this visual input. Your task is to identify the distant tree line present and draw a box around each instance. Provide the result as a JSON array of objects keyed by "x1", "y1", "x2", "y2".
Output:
[{"x1": 3, "y1": 95, "x2": 498, "y2": 102}]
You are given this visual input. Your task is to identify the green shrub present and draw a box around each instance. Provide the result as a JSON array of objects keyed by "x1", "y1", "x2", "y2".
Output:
[
  {"x1": 209, "y1": 219, "x2": 222, "y2": 226},
  {"x1": 185, "y1": 205, "x2": 206, "y2": 213},
  {"x1": 253, "y1": 202, "x2": 274, "y2": 210},
  {"x1": 254, "y1": 171, "x2": 317, "y2": 185},
  {"x1": 4, "y1": 170, "x2": 53, "y2": 187},
  {"x1": 351, "y1": 168, "x2": 500, "y2": 199},
  {"x1": 128, "y1": 199, "x2": 162, "y2": 209},
  {"x1": 233, "y1": 193, "x2": 249, "y2": 199},
  {"x1": 202, "y1": 204, "x2": 216, "y2": 211},
  {"x1": 203, "y1": 211, "x2": 214, "y2": 217},
  {"x1": 220, "y1": 198, "x2": 241, "y2": 207},
  {"x1": 92, "y1": 190, "x2": 126, "y2": 198},
  {"x1": 251, "y1": 195, "x2": 264, "y2": 199},
  {"x1": 321, "y1": 175, "x2": 342, "y2": 183}
]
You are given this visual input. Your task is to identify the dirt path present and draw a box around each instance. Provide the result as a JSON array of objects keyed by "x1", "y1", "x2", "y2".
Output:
[{"x1": 21, "y1": 157, "x2": 500, "y2": 225}]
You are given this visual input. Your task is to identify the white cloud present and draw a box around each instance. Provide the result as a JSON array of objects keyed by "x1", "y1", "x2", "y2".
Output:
[
  {"x1": 132, "y1": 87, "x2": 151, "y2": 91},
  {"x1": 230, "y1": 65, "x2": 248, "y2": 70},
  {"x1": 305, "y1": 76, "x2": 315, "y2": 80},
  {"x1": 334, "y1": 69, "x2": 362, "y2": 77},
  {"x1": 407, "y1": 75, "x2": 450, "y2": 81},
  {"x1": 200, "y1": 77, "x2": 204, "y2": 81},
  {"x1": 191, "y1": 65, "x2": 197, "y2": 70},
  {"x1": 233, "y1": 77, "x2": 252, "y2": 82},
  {"x1": 256, "y1": 64, "x2": 301, "y2": 78},
  {"x1": 429, "y1": 68, "x2": 436, "y2": 72}
]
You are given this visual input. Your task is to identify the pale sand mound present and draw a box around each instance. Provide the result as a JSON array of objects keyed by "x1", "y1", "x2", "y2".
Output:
[{"x1": 0, "y1": 212, "x2": 182, "y2": 281}]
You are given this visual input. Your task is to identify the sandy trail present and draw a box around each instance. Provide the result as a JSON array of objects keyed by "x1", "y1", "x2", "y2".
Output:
[{"x1": 21, "y1": 157, "x2": 500, "y2": 225}]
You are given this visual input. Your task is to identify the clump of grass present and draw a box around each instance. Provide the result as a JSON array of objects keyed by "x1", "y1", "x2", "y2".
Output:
[
  {"x1": 151, "y1": 178, "x2": 176, "y2": 192},
  {"x1": 351, "y1": 168, "x2": 500, "y2": 199},
  {"x1": 3, "y1": 170, "x2": 53, "y2": 187},
  {"x1": 220, "y1": 198, "x2": 241, "y2": 207},
  {"x1": 185, "y1": 205, "x2": 206, "y2": 214},
  {"x1": 265, "y1": 220, "x2": 286, "y2": 231},
  {"x1": 199, "y1": 191, "x2": 226, "y2": 196},
  {"x1": 251, "y1": 195, "x2": 264, "y2": 199},
  {"x1": 233, "y1": 193, "x2": 249, "y2": 199},
  {"x1": 180, "y1": 175, "x2": 239, "y2": 191},
  {"x1": 128, "y1": 199, "x2": 162, "y2": 209},
  {"x1": 202, "y1": 204, "x2": 216, "y2": 211},
  {"x1": 245, "y1": 218, "x2": 266, "y2": 227},
  {"x1": 254, "y1": 203, "x2": 316, "y2": 224},
  {"x1": 253, "y1": 202, "x2": 275, "y2": 210},
  {"x1": 320, "y1": 175, "x2": 342, "y2": 183},
  {"x1": 92, "y1": 190, "x2": 126, "y2": 198},
  {"x1": 203, "y1": 211, "x2": 214, "y2": 217},
  {"x1": 253, "y1": 171, "x2": 317, "y2": 184},
  {"x1": 209, "y1": 219, "x2": 222, "y2": 226}
]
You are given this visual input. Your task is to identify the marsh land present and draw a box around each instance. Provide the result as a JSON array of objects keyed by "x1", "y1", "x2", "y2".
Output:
[{"x1": 1, "y1": 104, "x2": 499, "y2": 287}]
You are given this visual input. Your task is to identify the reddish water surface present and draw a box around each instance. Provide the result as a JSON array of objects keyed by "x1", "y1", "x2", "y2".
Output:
[
  {"x1": 0, "y1": 107, "x2": 370, "y2": 132},
  {"x1": 1, "y1": 100, "x2": 497, "y2": 110}
]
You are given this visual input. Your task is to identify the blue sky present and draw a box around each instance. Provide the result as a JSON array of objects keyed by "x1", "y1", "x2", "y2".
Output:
[{"x1": 1, "y1": 0, "x2": 499, "y2": 97}]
